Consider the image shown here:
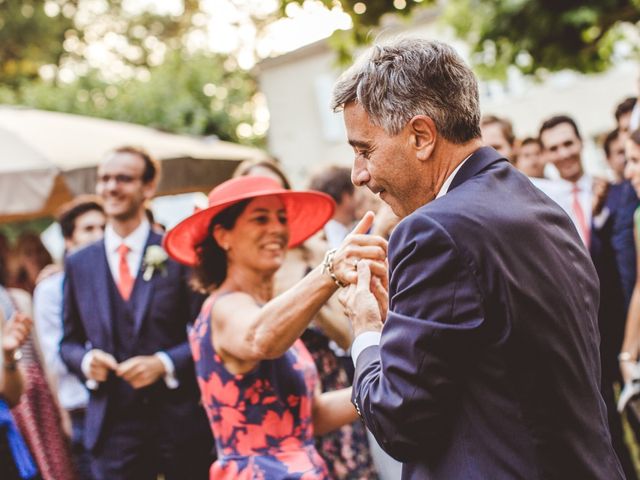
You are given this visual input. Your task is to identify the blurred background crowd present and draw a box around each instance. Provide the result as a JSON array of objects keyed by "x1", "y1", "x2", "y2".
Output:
[{"x1": 4, "y1": 1, "x2": 640, "y2": 479}]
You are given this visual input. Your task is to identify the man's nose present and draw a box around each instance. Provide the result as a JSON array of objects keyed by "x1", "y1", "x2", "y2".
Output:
[{"x1": 351, "y1": 160, "x2": 370, "y2": 187}]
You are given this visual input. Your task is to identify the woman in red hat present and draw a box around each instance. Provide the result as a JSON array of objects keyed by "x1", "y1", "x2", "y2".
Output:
[{"x1": 164, "y1": 176, "x2": 387, "y2": 479}]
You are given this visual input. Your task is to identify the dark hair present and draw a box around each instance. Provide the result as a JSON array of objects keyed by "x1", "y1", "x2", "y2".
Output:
[
  {"x1": 481, "y1": 115, "x2": 515, "y2": 146},
  {"x1": 112, "y1": 146, "x2": 161, "y2": 184},
  {"x1": 191, "y1": 199, "x2": 251, "y2": 292},
  {"x1": 233, "y1": 159, "x2": 292, "y2": 190},
  {"x1": 309, "y1": 165, "x2": 353, "y2": 204},
  {"x1": 603, "y1": 128, "x2": 620, "y2": 158},
  {"x1": 56, "y1": 195, "x2": 104, "y2": 240},
  {"x1": 615, "y1": 97, "x2": 636, "y2": 122},
  {"x1": 519, "y1": 137, "x2": 542, "y2": 149},
  {"x1": 629, "y1": 128, "x2": 640, "y2": 147},
  {"x1": 538, "y1": 115, "x2": 582, "y2": 144}
]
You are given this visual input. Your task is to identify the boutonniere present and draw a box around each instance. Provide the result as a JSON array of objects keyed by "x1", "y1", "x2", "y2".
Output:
[{"x1": 142, "y1": 245, "x2": 168, "y2": 281}]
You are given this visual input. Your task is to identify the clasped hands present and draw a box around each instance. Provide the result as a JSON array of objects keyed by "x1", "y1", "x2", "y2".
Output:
[
  {"x1": 331, "y1": 211, "x2": 389, "y2": 337},
  {"x1": 86, "y1": 350, "x2": 166, "y2": 389}
]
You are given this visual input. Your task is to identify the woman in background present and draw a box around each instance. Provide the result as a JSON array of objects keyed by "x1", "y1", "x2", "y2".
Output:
[
  {"x1": 233, "y1": 159, "x2": 377, "y2": 478},
  {"x1": 165, "y1": 176, "x2": 387, "y2": 479}
]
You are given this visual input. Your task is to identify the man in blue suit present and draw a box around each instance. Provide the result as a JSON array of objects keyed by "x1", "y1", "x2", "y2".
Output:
[
  {"x1": 60, "y1": 147, "x2": 213, "y2": 479},
  {"x1": 334, "y1": 39, "x2": 624, "y2": 479},
  {"x1": 539, "y1": 116, "x2": 639, "y2": 479}
]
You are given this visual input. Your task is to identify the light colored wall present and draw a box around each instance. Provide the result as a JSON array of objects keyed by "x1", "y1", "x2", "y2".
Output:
[{"x1": 257, "y1": 14, "x2": 637, "y2": 184}]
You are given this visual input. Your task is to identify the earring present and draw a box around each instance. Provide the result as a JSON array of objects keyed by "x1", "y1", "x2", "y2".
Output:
[{"x1": 222, "y1": 243, "x2": 229, "y2": 251}]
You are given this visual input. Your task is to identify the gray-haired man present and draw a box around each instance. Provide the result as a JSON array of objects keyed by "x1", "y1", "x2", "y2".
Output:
[{"x1": 338, "y1": 38, "x2": 623, "y2": 479}]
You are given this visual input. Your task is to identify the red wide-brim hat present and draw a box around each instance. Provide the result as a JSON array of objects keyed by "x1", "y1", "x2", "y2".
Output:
[{"x1": 164, "y1": 176, "x2": 335, "y2": 266}]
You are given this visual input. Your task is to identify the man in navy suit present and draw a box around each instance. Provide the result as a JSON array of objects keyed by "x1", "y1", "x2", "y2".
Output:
[
  {"x1": 334, "y1": 38, "x2": 623, "y2": 479},
  {"x1": 538, "y1": 116, "x2": 639, "y2": 479},
  {"x1": 60, "y1": 147, "x2": 213, "y2": 479}
]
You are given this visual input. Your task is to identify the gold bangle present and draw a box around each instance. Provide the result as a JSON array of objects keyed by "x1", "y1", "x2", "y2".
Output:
[{"x1": 321, "y1": 248, "x2": 347, "y2": 288}]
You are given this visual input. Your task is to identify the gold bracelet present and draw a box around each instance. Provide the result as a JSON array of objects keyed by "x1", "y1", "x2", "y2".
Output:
[{"x1": 321, "y1": 248, "x2": 347, "y2": 288}]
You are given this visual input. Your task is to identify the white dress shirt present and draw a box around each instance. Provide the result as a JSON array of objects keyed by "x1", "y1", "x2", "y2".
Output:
[
  {"x1": 533, "y1": 174, "x2": 610, "y2": 246},
  {"x1": 34, "y1": 271, "x2": 89, "y2": 410},
  {"x1": 351, "y1": 157, "x2": 469, "y2": 366},
  {"x1": 81, "y1": 219, "x2": 178, "y2": 389},
  {"x1": 324, "y1": 219, "x2": 351, "y2": 249}
]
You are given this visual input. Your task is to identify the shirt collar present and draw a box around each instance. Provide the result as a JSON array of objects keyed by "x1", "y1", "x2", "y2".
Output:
[
  {"x1": 436, "y1": 155, "x2": 470, "y2": 199},
  {"x1": 556, "y1": 173, "x2": 590, "y2": 191},
  {"x1": 104, "y1": 218, "x2": 150, "y2": 254}
]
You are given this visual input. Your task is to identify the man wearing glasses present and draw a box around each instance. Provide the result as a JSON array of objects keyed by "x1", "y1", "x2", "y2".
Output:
[{"x1": 60, "y1": 147, "x2": 213, "y2": 479}]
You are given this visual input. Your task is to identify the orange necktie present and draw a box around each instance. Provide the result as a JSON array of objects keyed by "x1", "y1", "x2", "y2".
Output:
[
  {"x1": 117, "y1": 244, "x2": 134, "y2": 300},
  {"x1": 571, "y1": 185, "x2": 590, "y2": 248}
]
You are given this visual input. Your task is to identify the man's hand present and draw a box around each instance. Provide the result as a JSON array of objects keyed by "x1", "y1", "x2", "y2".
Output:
[
  {"x1": 116, "y1": 355, "x2": 166, "y2": 389},
  {"x1": 87, "y1": 350, "x2": 118, "y2": 383},
  {"x1": 332, "y1": 211, "x2": 388, "y2": 286},
  {"x1": 592, "y1": 177, "x2": 609, "y2": 216},
  {"x1": 2, "y1": 313, "x2": 32, "y2": 363},
  {"x1": 339, "y1": 260, "x2": 386, "y2": 337}
]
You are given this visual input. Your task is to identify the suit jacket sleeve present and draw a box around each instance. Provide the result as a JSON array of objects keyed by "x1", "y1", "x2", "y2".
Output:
[
  {"x1": 612, "y1": 182, "x2": 638, "y2": 308},
  {"x1": 162, "y1": 263, "x2": 205, "y2": 376},
  {"x1": 353, "y1": 214, "x2": 485, "y2": 462},
  {"x1": 60, "y1": 257, "x2": 90, "y2": 380}
]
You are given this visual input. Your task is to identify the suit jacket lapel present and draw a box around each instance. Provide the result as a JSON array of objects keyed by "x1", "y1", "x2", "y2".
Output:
[
  {"x1": 131, "y1": 230, "x2": 161, "y2": 339},
  {"x1": 448, "y1": 146, "x2": 506, "y2": 193},
  {"x1": 93, "y1": 242, "x2": 115, "y2": 351}
]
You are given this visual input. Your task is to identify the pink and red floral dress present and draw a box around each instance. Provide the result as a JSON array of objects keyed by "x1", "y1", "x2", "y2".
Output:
[{"x1": 189, "y1": 295, "x2": 329, "y2": 479}]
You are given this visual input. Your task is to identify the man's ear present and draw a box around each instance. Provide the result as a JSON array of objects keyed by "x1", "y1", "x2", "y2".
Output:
[
  {"x1": 142, "y1": 179, "x2": 157, "y2": 201},
  {"x1": 409, "y1": 115, "x2": 437, "y2": 162}
]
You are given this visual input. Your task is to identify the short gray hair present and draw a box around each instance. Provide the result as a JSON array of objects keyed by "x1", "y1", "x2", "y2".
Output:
[{"x1": 331, "y1": 38, "x2": 481, "y2": 144}]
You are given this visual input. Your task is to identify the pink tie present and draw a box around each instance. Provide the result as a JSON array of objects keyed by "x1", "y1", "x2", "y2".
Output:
[
  {"x1": 117, "y1": 244, "x2": 134, "y2": 300},
  {"x1": 571, "y1": 185, "x2": 590, "y2": 248}
]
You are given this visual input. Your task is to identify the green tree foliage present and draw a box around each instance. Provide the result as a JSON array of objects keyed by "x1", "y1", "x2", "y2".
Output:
[
  {"x1": 0, "y1": 0, "x2": 75, "y2": 85},
  {"x1": 279, "y1": 0, "x2": 640, "y2": 77},
  {"x1": 0, "y1": 52, "x2": 261, "y2": 145},
  {"x1": 444, "y1": 0, "x2": 640, "y2": 78},
  {"x1": 0, "y1": 0, "x2": 262, "y2": 145}
]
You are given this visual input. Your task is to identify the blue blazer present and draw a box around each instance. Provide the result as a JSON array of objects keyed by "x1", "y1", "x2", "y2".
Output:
[
  {"x1": 60, "y1": 229, "x2": 208, "y2": 450},
  {"x1": 590, "y1": 180, "x2": 639, "y2": 379},
  {"x1": 352, "y1": 147, "x2": 623, "y2": 479}
]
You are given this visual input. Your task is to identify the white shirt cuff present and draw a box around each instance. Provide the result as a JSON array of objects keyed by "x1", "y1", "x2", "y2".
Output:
[
  {"x1": 155, "y1": 352, "x2": 179, "y2": 389},
  {"x1": 81, "y1": 350, "x2": 99, "y2": 390},
  {"x1": 351, "y1": 331, "x2": 382, "y2": 367}
]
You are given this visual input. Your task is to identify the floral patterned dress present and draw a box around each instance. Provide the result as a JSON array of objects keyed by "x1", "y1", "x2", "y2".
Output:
[{"x1": 189, "y1": 295, "x2": 329, "y2": 480}]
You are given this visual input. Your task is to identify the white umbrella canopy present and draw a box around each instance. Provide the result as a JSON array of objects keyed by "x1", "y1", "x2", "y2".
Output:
[{"x1": 0, "y1": 105, "x2": 269, "y2": 222}]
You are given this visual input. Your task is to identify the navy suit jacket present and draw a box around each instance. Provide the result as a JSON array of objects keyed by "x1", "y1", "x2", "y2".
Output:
[
  {"x1": 60, "y1": 229, "x2": 208, "y2": 450},
  {"x1": 591, "y1": 180, "x2": 639, "y2": 379},
  {"x1": 353, "y1": 147, "x2": 623, "y2": 479}
]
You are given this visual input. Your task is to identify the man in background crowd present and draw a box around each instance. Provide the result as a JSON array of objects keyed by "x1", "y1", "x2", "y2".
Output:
[
  {"x1": 309, "y1": 165, "x2": 358, "y2": 248},
  {"x1": 34, "y1": 195, "x2": 106, "y2": 479},
  {"x1": 539, "y1": 114, "x2": 638, "y2": 480},
  {"x1": 514, "y1": 137, "x2": 546, "y2": 178},
  {"x1": 604, "y1": 128, "x2": 627, "y2": 184},
  {"x1": 480, "y1": 114, "x2": 515, "y2": 161},
  {"x1": 60, "y1": 146, "x2": 213, "y2": 479},
  {"x1": 616, "y1": 96, "x2": 636, "y2": 139}
]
